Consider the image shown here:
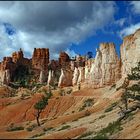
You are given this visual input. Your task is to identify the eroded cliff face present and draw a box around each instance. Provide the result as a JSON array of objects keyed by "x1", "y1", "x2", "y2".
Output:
[
  {"x1": 121, "y1": 29, "x2": 140, "y2": 77},
  {"x1": 32, "y1": 48, "x2": 49, "y2": 70},
  {"x1": 86, "y1": 43, "x2": 121, "y2": 88},
  {"x1": 58, "y1": 68, "x2": 73, "y2": 87},
  {"x1": 0, "y1": 28, "x2": 140, "y2": 88}
]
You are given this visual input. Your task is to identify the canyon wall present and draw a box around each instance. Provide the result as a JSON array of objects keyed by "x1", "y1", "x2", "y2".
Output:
[
  {"x1": 120, "y1": 29, "x2": 140, "y2": 77},
  {"x1": 85, "y1": 43, "x2": 121, "y2": 88},
  {"x1": 0, "y1": 28, "x2": 140, "y2": 88}
]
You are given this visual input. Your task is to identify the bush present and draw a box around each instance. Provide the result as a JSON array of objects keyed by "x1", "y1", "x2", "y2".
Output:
[
  {"x1": 7, "y1": 126, "x2": 24, "y2": 131},
  {"x1": 58, "y1": 125, "x2": 71, "y2": 131},
  {"x1": 98, "y1": 114, "x2": 106, "y2": 119},
  {"x1": 77, "y1": 131, "x2": 93, "y2": 139},
  {"x1": 104, "y1": 102, "x2": 117, "y2": 113},
  {"x1": 26, "y1": 124, "x2": 37, "y2": 131},
  {"x1": 31, "y1": 132, "x2": 45, "y2": 138},
  {"x1": 79, "y1": 98, "x2": 94, "y2": 111},
  {"x1": 93, "y1": 120, "x2": 123, "y2": 139},
  {"x1": 43, "y1": 127, "x2": 54, "y2": 132}
]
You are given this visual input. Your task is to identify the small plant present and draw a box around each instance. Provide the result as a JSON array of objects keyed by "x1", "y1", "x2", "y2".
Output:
[
  {"x1": 31, "y1": 132, "x2": 45, "y2": 138},
  {"x1": 93, "y1": 120, "x2": 123, "y2": 139},
  {"x1": 66, "y1": 88, "x2": 73, "y2": 94},
  {"x1": 77, "y1": 131, "x2": 93, "y2": 139},
  {"x1": 79, "y1": 98, "x2": 94, "y2": 111},
  {"x1": 43, "y1": 127, "x2": 54, "y2": 132},
  {"x1": 98, "y1": 114, "x2": 106, "y2": 119},
  {"x1": 111, "y1": 84, "x2": 116, "y2": 89},
  {"x1": 72, "y1": 111, "x2": 75, "y2": 113},
  {"x1": 7, "y1": 126, "x2": 24, "y2": 131},
  {"x1": 26, "y1": 124, "x2": 37, "y2": 131},
  {"x1": 104, "y1": 102, "x2": 117, "y2": 113},
  {"x1": 58, "y1": 125, "x2": 71, "y2": 131}
]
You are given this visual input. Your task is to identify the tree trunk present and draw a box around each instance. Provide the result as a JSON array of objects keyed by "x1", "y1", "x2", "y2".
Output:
[{"x1": 37, "y1": 116, "x2": 40, "y2": 126}]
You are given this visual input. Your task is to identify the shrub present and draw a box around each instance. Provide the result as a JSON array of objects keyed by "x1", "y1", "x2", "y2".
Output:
[
  {"x1": 26, "y1": 124, "x2": 37, "y2": 131},
  {"x1": 77, "y1": 131, "x2": 93, "y2": 139},
  {"x1": 98, "y1": 114, "x2": 106, "y2": 119},
  {"x1": 58, "y1": 125, "x2": 71, "y2": 131},
  {"x1": 31, "y1": 132, "x2": 45, "y2": 138},
  {"x1": 43, "y1": 127, "x2": 54, "y2": 132},
  {"x1": 7, "y1": 126, "x2": 24, "y2": 131},
  {"x1": 79, "y1": 98, "x2": 94, "y2": 111},
  {"x1": 104, "y1": 102, "x2": 117, "y2": 113},
  {"x1": 93, "y1": 120, "x2": 123, "y2": 139}
]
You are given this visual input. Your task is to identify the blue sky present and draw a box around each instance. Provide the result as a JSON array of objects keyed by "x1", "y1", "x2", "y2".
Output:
[{"x1": 0, "y1": 1, "x2": 140, "y2": 60}]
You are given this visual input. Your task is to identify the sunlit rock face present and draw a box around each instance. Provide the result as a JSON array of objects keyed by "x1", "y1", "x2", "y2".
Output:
[
  {"x1": 58, "y1": 68, "x2": 73, "y2": 88},
  {"x1": 120, "y1": 29, "x2": 140, "y2": 77},
  {"x1": 0, "y1": 69, "x2": 10, "y2": 85},
  {"x1": 77, "y1": 67, "x2": 85, "y2": 84},
  {"x1": 39, "y1": 70, "x2": 47, "y2": 83},
  {"x1": 32, "y1": 48, "x2": 49, "y2": 71},
  {"x1": 59, "y1": 52, "x2": 70, "y2": 66},
  {"x1": 87, "y1": 43, "x2": 121, "y2": 88},
  {"x1": 72, "y1": 67, "x2": 79, "y2": 86}
]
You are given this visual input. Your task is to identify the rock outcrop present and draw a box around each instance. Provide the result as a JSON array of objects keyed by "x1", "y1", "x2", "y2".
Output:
[
  {"x1": 72, "y1": 67, "x2": 79, "y2": 86},
  {"x1": 58, "y1": 68, "x2": 73, "y2": 87},
  {"x1": 120, "y1": 29, "x2": 140, "y2": 77},
  {"x1": 39, "y1": 70, "x2": 47, "y2": 83},
  {"x1": 87, "y1": 43, "x2": 121, "y2": 88},
  {"x1": 59, "y1": 52, "x2": 70, "y2": 66},
  {"x1": 0, "y1": 70, "x2": 10, "y2": 85},
  {"x1": 0, "y1": 28, "x2": 140, "y2": 88},
  {"x1": 32, "y1": 48, "x2": 49, "y2": 70}
]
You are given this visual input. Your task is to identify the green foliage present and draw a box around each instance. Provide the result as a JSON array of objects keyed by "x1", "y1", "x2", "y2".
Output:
[
  {"x1": 122, "y1": 62, "x2": 140, "y2": 106},
  {"x1": 128, "y1": 62, "x2": 140, "y2": 80},
  {"x1": 34, "y1": 91, "x2": 52, "y2": 126},
  {"x1": 7, "y1": 126, "x2": 24, "y2": 131},
  {"x1": 58, "y1": 125, "x2": 71, "y2": 131},
  {"x1": 43, "y1": 127, "x2": 54, "y2": 132},
  {"x1": 34, "y1": 96, "x2": 48, "y2": 111},
  {"x1": 26, "y1": 124, "x2": 37, "y2": 131},
  {"x1": 79, "y1": 98, "x2": 94, "y2": 111},
  {"x1": 98, "y1": 114, "x2": 106, "y2": 119},
  {"x1": 77, "y1": 131, "x2": 93, "y2": 139},
  {"x1": 104, "y1": 102, "x2": 117, "y2": 113},
  {"x1": 31, "y1": 132, "x2": 45, "y2": 138},
  {"x1": 93, "y1": 121, "x2": 123, "y2": 139}
]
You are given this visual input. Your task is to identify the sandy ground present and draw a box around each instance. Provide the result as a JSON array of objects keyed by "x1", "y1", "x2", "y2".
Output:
[{"x1": 0, "y1": 84, "x2": 139, "y2": 139}]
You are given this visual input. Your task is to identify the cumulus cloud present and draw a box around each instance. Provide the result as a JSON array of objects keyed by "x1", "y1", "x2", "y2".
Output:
[
  {"x1": 115, "y1": 18, "x2": 126, "y2": 27},
  {"x1": 119, "y1": 23, "x2": 140, "y2": 38},
  {"x1": 130, "y1": 1, "x2": 140, "y2": 14},
  {"x1": 0, "y1": 1, "x2": 116, "y2": 60}
]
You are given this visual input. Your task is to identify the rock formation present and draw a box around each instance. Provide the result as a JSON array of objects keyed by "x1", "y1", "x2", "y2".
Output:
[
  {"x1": 0, "y1": 28, "x2": 140, "y2": 89},
  {"x1": 47, "y1": 70, "x2": 54, "y2": 86},
  {"x1": 87, "y1": 43, "x2": 121, "y2": 88},
  {"x1": 72, "y1": 67, "x2": 79, "y2": 86},
  {"x1": 39, "y1": 70, "x2": 46, "y2": 83},
  {"x1": 58, "y1": 68, "x2": 73, "y2": 87},
  {"x1": 32, "y1": 48, "x2": 49, "y2": 70},
  {"x1": 120, "y1": 29, "x2": 140, "y2": 77},
  {"x1": 77, "y1": 67, "x2": 85, "y2": 84},
  {"x1": 59, "y1": 52, "x2": 70, "y2": 66}
]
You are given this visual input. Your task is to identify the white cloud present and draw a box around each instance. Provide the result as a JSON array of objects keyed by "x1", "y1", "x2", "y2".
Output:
[
  {"x1": 115, "y1": 18, "x2": 126, "y2": 27},
  {"x1": 130, "y1": 1, "x2": 140, "y2": 14},
  {"x1": 0, "y1": 1, "x2": 116, "y2": 60},
  {"x1": 119, "y1": 23, "x2": 140, "y2": 38},
  {"x1": 65, "y1": 48, "x2": 77, "y2": 58}
]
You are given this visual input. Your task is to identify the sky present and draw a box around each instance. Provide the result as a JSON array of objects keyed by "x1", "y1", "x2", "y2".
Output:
[{"x1": 0, "y1": 1, "x2": 140, "y2": 60}]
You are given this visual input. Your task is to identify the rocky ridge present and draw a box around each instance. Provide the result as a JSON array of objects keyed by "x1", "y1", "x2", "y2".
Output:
[{"x1": 0, "y1": 28, "x2": 140, "y2": 88}]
